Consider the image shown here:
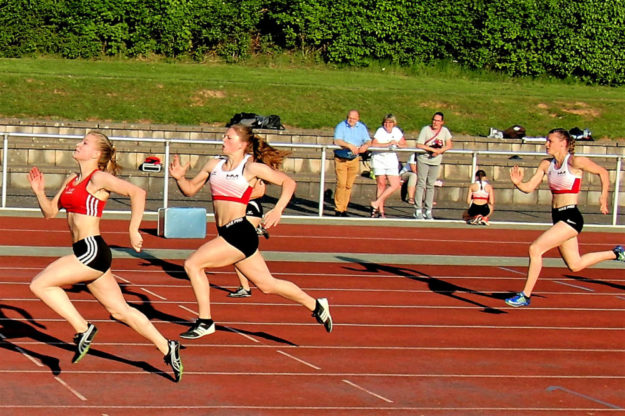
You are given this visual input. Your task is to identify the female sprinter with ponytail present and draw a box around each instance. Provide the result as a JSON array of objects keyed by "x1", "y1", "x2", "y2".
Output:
[
  {"x1": 170, "y1": 124, "x2": 333, "y2": 338},
  {"x1": 505, "y1": 128, "x2": 622, "y2": 308},
  {"x1": 28, "y1": 131, "x2": 183, "y2": 381}
]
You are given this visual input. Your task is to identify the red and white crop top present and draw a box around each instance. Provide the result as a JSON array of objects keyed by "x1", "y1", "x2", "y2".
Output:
[
  {"x1": 471, "y1": 181, "x2": 490, "y2": 201},
  {"x1": 209, "y1": 155, "x2": 253, "y2": 204},
  {"x1": 58, "y1": 170, "x2": 106, "y2": 217},
  {"x1": 547, "y1": 154, "x2": 582, "y2": 194}
]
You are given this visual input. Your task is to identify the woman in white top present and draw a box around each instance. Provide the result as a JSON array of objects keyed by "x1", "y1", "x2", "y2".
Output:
[
  {"x1": 370, "y1": 114, "x2": 407, "y2": 217},
  {"x1": 505, "y1": 128, "x2": 620, "y2": 308},
  {"x1": 169, "y1": 124, "x2": 333, "y2": 338}
]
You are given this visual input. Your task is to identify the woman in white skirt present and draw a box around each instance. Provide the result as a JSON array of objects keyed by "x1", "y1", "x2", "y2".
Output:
[{"x1": 369, "y1": 114, "x2": 407, "y2": 217}]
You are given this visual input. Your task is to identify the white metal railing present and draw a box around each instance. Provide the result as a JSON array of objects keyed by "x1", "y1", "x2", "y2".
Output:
[{"x1": 1, "y1": 132, "x2": 622, "y2": 225}]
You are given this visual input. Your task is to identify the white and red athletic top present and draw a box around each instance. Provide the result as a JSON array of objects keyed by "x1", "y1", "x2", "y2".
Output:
[
  {"x1": 471, "y1": 181, "x2": 490, "y2": 201},
  {"x1": 547, "y1": 153, "x2": 582, "y2": 194},
  {"x1": 209, "y1": 155, "x2": 253, "y2": 205},
  {"x1": 58, "y1": 170, "x2": 106, "y2": 217}
]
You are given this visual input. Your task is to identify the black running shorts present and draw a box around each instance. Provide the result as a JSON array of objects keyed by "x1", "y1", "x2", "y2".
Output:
[
  {"x1": 217, "y1": 217, "x2": 259, "y2": 258},
  {"x1": 72, "y1": 235, "x2": 112, "y2": 273},
  {"x1": 246, "y1": 198, "x2": 263, "y2": 219},
  {"x1": 468, "y1": 203, "x2": 491, "y2": 217},
  {"x1": 551, "y1": 205, "x2": 584, "y2": 234}
]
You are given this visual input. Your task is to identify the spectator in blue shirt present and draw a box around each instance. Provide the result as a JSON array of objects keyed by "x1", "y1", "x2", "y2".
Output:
[{"x1": 332, "y1": 109, "x2": 371, "y2": 216}]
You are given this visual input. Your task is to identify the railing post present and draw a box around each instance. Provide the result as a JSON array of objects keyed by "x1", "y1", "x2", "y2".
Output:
[
  {"x1": 471, "y1": 151, "x2": 478, "y2": 182},
  {"x1": 163, "y1": 140, "x2": 170, "y2": 209},
  {"x1": 2, "y1": 133, "x2": 8, "y2": 208},
  {"x1": 318, "y1": 146, "x2": 327, "y2": 217},
  {"x1": 613, "y1": 156, "x2": 622, "y2": 226}
]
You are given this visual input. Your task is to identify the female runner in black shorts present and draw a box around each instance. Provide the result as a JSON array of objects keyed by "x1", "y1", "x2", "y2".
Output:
[
  {"x1": 169, "y1": 124, "x2": 333, "y2": 338},
  {"x1": 505, "y1": 128, "x2": 623, "y2": 307},
  {"x1": 28, "y1": 131, "x2": 182, "y2": 381}
]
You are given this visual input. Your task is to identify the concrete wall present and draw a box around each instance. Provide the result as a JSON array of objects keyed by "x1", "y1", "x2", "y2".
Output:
[{"x1": 1, "y1": 118, "x2": 624, "y2": 208}]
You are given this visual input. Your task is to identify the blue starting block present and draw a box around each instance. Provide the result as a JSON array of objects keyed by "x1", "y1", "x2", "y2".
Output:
[{"x1": 157, "y1": 207, "x2": 207, "y2": 239}]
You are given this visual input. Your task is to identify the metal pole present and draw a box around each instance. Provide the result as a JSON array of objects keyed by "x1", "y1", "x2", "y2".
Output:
[
  {"x1": 2, "y1": 134, "x2": 8, "y2": 208},
  {"x1": 318, "y1": 147, "x2": 327, "y2": 217},
  {"x1": 612, "y1": 156, "x2": 622, "y2": 226},
  {"x1": 471, "y1": 152, "x2": 478, "y2": 182},
  {"x1": 163, "y1": 141, "x2": 170, "y2": 209}
]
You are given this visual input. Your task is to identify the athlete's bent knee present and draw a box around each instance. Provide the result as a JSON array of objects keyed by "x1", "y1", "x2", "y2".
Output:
[
  {"x1": 254, "y1": 280, "x2": 277, "y2": 295},
  {"x1": 566, "y1": 262, "x2": 584, "y2": 273},
  {"x1": 528, "y1": 243, "x2": 545, "y2": 259}
]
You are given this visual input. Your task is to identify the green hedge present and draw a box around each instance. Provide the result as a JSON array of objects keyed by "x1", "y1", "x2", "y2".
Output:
[{"x1": 0, "y1": 0, "x2": 623, "y2": 85}]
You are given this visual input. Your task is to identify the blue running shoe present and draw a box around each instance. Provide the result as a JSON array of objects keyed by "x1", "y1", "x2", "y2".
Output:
[
  {"x1": 613, "y1": 246, "x2": 625, "y2": 262},
  {"x1": 505, "y1": 292, "x2": 530, "y2": 307}
]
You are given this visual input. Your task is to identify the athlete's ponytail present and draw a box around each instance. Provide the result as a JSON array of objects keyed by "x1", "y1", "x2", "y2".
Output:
[
  {"x1": 475, "y1": 169, "x2": 486, "y2": 186},
  {"x1": 230, "y1": 124, "x2": 290, "y2": 169},
  {"x1": 88, "y1": 131, "x2": 122, "y2": 176}
]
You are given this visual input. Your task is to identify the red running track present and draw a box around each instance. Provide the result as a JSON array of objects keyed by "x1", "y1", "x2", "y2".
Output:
[{"x1": 0, "y1": 216, "x2": 623, "y2": 415}]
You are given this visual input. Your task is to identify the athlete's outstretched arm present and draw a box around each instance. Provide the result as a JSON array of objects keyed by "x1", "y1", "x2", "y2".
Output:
[
  {"x1": 27, "y1": 167, "x2": 73, "y2": 219},
  {"x1": 169, "y1": 155, "x2": 215, "y2": 197},
  {"x1": 510, "y1": 160, "x2": 549, "y2": 194}
]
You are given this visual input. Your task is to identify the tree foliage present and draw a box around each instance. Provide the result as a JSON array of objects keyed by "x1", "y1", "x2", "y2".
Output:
[{"x1": 0, "y1": 0, "x2": 622, "y2": 84}]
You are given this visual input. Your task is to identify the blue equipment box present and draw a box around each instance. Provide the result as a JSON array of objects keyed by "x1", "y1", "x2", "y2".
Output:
[{"x1": 157, "y1": 207, "x2": 207, "y2": 239}]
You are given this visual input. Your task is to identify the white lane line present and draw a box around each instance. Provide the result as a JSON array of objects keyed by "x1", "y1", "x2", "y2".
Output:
[
  {"x1": 553, "y1": 281, "x2": 594, "y2": 292},
  {"x1": 113, "y1": 274, "x2": 130, "y2": 284},
  {"x1": 498, "y1": 267, "x2": 525, "y2": 275},
  {"x1": 277, "y1": 350, "x2": 321, "y2": 370},
  {"x1": 54, "y1": 376, "x2": 87, "y2": 401},
  {"x1": 224, "y1": 326, "x2": 260, "y2": 343},
  {"x1": 0, "y1": 406, "x2": 621, "y2": 411},
  {"x1": 140, "y1": 287, "x2": 167, "y2": 300},
  {"x1": 1, "y1": 370, "x2": 623, "y2": 379},
  {"x1": 3, "y1": 316, "x2": 624, "y2": 331},
  {"x1": 178, "y1": 305, "x2": 198, "y2": 315},
  {"x1": 546, "y1": 385, "x2": 622, "y2": 409},
  {"x1": 342, "y1": 379, "x2": 393, "y2": 403},
  {"x1": 0, "y1": 332, "x2": 43, "y2": 367}
]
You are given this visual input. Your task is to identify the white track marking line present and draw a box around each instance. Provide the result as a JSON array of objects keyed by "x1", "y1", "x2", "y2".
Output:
[
  {"x1": 0, "y1": 332, "x2": 43, "y2": 367},
  {"x1": 8, "y1": 341, "x2": 625, "y2": 353},
  {"x1": 140, "y1": 287, "x2": 167, "y2": 300},
  {"x1": 277, "y1": 350, "x2": 321, "y2": 370},
  {"x1": 178, "y1": 305, "x2": 198, "y2": 316},
  {"x1": 553, "y1": 280, "x2": 594, "y2": 292},
  {"x1": 112, "y1": 274, "x2": 130, "y2": 284},
  {"x1": 54, "y1": 376, "x2": 87, "y2": 401},
  {"x1": 498, "y1": 266, "x2": 525, "y2": 275},
  {"x1": 4, "y1": 316, "x2": 625, "y2": 330},
  {"x1": 224, "y1": 326, "x2": 260, "y2": 343},
  {"x1": 0, "y1": 406, "x2": 622, "y2": 411},
  {"x1": 114, "y1": 272, "x2": 168, "y2": 300},
  {"x1": 342, "y1": 379, "x2": 393, "y2": 403},
  {"x1": 546, "y1": 385, "x2": 622, "y2": 409},
  {"x1": 0, "y1": 370, "x2": 622, "y2": 379}
]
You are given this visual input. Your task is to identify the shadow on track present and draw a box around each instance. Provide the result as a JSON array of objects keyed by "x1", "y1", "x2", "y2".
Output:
[{"x1": 336, "y1": 256, "x2": 507, "y2": 314}]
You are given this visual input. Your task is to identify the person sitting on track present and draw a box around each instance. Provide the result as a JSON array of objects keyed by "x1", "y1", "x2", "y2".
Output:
[
  {"x1": 27, "y1": 131, "x2": 183, "y2": 382},
  {"x1": 465, "y1": 169, "x2": 494, "y2": 225},
  {"x1": 169, "y1": 124, "x2": 333, "y2": 339},
  {"x1": 505, "y1": 128, "x2": 624, "y2": 308}
]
